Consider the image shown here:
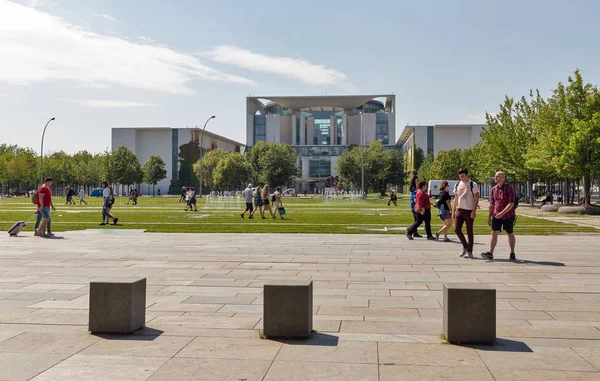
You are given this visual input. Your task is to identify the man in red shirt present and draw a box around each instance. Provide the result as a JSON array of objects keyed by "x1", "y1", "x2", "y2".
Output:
[
  {"x1": 481, "y1": 171, "x2": 516, "y2": 260},
  {"x1": 36, "y1": 177, "x2": 56, "y2": 238}
]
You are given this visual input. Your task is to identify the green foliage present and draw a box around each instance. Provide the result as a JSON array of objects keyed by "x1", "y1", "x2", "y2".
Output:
[
  {"x1": 431, "y1": 149, "x2": 463, "y2": 180},
  {"x1": 413, "y1": 147, "x2": 425, "y2": 172},
  {"x1": 194, "y1": 148, "x2": 229, "y2": 189},
  {"x1": 143, "y1": 155, "x2": 168, "y2": 195},
  {"x1": 213, "y1": 153, "x2": 253, "y2": 190},
  {"x1": 417, "y1": 153, "x2": 435, "y2": 183},
  {"x1": 259, "y1": 143, "x2": 300, "y2": 188},
  {"x1": 111, "y1": 146, "x2": 143, "y2": 185},
  {"x1": 246, "y1": 141, "x2": 269, "y2": 185}
]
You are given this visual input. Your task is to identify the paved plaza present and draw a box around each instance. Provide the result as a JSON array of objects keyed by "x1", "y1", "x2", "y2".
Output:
[{"x1": 1, "y1": 231, "x2": 600, "y2": 380}]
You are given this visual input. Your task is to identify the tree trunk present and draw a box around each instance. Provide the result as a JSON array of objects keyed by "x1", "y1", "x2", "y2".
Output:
[
  {"x1": 584, "y1": 174, "x2": 591, "y2": 206},
  {"x1": 529, "y1": 176, "x2": 534, "y2": 207},
  {"x1": 565, "y1": 178, "x2": 570, "y2": 205}
]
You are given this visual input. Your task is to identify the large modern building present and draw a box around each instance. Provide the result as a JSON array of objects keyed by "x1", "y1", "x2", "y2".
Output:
[
  {"x1": 246, "y1": 95, "x2": 396, "y2": 191},
  {"x1": 112, "y1": 127, "x2": 244, "y2": 194},
  {"x1": 397, "y1": 124, "x2": 485, "y2": 172}
]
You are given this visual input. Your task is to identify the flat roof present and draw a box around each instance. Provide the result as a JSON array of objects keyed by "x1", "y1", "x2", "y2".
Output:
[
  {"x1": 112, "y1": 127, "x2": 244, "y2": 147},
  {"x1": 248, "y1": 95, "x2": 394, "y2": 112},
  {"x1": 396, "y1": 124, "x2": 487, "y2": 146}
]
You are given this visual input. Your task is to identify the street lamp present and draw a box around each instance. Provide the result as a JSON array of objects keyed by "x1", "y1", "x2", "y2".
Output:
[
  {"x1": 198, "y1": 115, "x2": 216, "y2": 197},
  {"x1": 40, "y1": 117, "x2": 55, "y2": 185}
]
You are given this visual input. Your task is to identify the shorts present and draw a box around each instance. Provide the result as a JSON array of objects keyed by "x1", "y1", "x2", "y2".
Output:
[
  {"x1": 245, "y1": 202, "x2": 253, "y2": 211},
  {"x1": 492, "y1": 215, "x2": 515, "y2": 234},
  {"x1": 438, "y1": 212, "x2": 450, "y2": 221},
  {"x1": 263, "y1": 199, "x2": 270, "y2": 206},
  {"x1": 40, "y1": 206, "x2": 51, "y2": 219},
  {"x1": 254, "y1": 199, "x2": 263, "y2": 207}
]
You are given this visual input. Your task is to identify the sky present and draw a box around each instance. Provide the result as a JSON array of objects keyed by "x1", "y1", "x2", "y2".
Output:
[{"x1": 1, "y1": 0, "x2": 600, "y2": 155}]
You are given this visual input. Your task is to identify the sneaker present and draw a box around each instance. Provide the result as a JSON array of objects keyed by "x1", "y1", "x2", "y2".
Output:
[
  {"x1": 481, "y1": 251, "x2": 494, "y2": 260},
  {"x1": 435, "y1": 232, "x2": 440, "y2": 240},
  {"x1": 261, "y1": 216, "x2": 266, "y2": 219},
  {"x1": 427, "y1": 236, "x2": 436, "y2": 240},
  {"x1": 459, "y1": 249, "x2": 467, "y2": 257},
  {"x1": 443, "y1": 238, "x2": 451, "y2": 242},
  {"x1": 509, "y1": 252, "x2": 516, "y2": 261},
  {"x1": 34, "y1": 231, "x2": 40, "y2": 236},
  {"x1": 413, "y1": 233, "x2": 423, "y2": 238},
  {"x1": 113, "y1": 218, "x2": 119, "y2": 225},
  {"x1": 466, "y1": 252, "x2": 474, "y2": 259},
  {"x1": 249, "y1": 215, "x2": 253, "y2": 219},
  {"x1": 405, "y1": 233, "x2": 414, "y2": 240},
  {"x1": 241, "y1": 213, "x2": 244, "y2": 219},
  {"x1": 99, "y1": 222, "x2": 106, "y2": 226}
]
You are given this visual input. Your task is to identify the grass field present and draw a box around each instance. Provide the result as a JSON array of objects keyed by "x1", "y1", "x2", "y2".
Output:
[{"x1": 0, "y1": 195, "x2": 596, "y2": 235}]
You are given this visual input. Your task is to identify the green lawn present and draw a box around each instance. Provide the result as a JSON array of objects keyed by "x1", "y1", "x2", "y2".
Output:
[{"x1": 0, "y1": 195, "x2": 596, "y2": 235}]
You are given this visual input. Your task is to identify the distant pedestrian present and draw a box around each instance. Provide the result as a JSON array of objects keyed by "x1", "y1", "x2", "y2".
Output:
[
  {"x1": 180, "y1": 186, "x2": 187, "y2": 202},
  {"x1": 78, "y1": 186, "x2": 87, "y2": 205},
  {"x1": 100, "y1": 181, "x2": 118, "y2": 225},
  {"x1": 262, "y1": 185, "x2": 274, "y2": 218},
  {"x1": 35, "y1": 177, "x2": 56, "y2": 237},
  {"x1": 241, "y1": 184, "x2": 254, "y2": 219},
  {"x1": 132, "y1": 189, "x2": 139, "y2": 205},
  {"x1": 453, "y1": 168, "x2": 479, "y2": 258},
  {"x1": 185, "y1": 187, "x2": 197, "y2": 211},
  {"x1": 434, "y1": 181, "x2": 452, "y2": 242},
  {"x1": 273, "y1": 187, "x2": 285, "y2": 219},
  {"x1": 127, "y1": 187, "x2": 134, "y2": 204},
  {"x1": 481, "y1": 171, "x2": 517, "y2": 261},
  {"x1": 408, "y1": 170, "x2": 423, "y2": 237},
  {"x1": 157, "y1": 188, "x2": 161, "y2": 197},
  {"x1": 388, "y1": 187, "x2": 397, "y2": 206},
  {"x1": 251, "y1": 186, "x2": 265, "y2": 219},
  {"x1": 406, "y1": 181, "x2": 434, "y2": 240}
]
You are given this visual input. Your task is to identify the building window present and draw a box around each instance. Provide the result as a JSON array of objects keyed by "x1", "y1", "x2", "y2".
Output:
[
  {"x1": 254, "y1": 115, "x2": 266, "y2": 143},
  {"x1": 337, "y1": 118, "x2": 342, "y2": 145},
  {"x1": 296, "y1": 116, "x2": 301, "y2": 145},
  {"x1": 427, "y1": 125, "x2": 434, "y2": 155},
  {"x1": 376, "y1": 113, "x2": 389, "y2": 145},
  {"x1": 314, "y1": 118, "x2": 331, "y2": 145},
  {"x1": 309, "y1": 157, "x2": 331, "y2": 178},
  {"x1": 171, "y1": 129, "x2": 178, "y2": 180}
]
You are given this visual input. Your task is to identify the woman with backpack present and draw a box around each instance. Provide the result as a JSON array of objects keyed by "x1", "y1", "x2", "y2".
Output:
[{"x1": 435, "y1": 181, "x2": 452, "y2": 242}]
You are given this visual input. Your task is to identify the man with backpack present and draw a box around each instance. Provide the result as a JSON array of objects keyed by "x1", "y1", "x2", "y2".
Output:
[
  {"x1": 481, "y1": 171, "x2": 517, "y2": 261},
  {"x1": 453, "y1": 168, "x2": 479, "y2": 258}
]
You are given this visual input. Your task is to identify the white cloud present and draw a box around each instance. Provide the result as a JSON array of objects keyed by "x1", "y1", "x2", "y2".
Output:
[
  {"x1": 93, "y1": 12, "x2": 117, "y2": 22},
  {"x1": 0, "y1": 92, "x2": 12, "y2": 97},
  {"x1": 137, "y1": 36, "x2": 155, "y2": 44},
  {"x1": 205, "y1": 45, "x2": 352, "y2": 88},
  {"x1": 69, "y1": 99, "x2": 158, "y2": 108},
  {"x1": 0, "y1": 1, "x2": 256, "y2": 95}
]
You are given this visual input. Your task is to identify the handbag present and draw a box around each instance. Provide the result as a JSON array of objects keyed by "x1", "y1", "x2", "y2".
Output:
[{"x1": 278, "y1": 207, "x2": 286, "y2": 215}]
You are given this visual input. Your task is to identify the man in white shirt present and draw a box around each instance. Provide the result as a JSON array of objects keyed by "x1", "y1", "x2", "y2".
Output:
[
  {"x1": 453, "y1": 168, "x2": 479, "y2": 258},
  {"x1": 241, "y1": 184, "x2": 254, "y2": 219},
  {"x1": 78, "y1": 186, "x2": 87, "y2": 205}
]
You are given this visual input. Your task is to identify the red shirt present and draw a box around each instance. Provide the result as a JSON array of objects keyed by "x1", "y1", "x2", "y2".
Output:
[
  {"x1": 414, "y1": 189, "x2": 431, "y2": 211},
  {"x1": 490, "y1": 183, "x2": 515, "y2": 220},
  {"x1": 38, "y1": 185, "x2": 52, "y2": 207}
]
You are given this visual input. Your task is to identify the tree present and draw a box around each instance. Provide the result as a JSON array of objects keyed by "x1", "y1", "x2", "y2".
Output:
[
  {"x1": 418, "y1": 153, "x2": 435, "y2": 183},
  {"x1": 143, "y1": 155, "x2": 167, "y2": 195},
  {"x1": 169, "y1": 141, "x2": 200, "y2": 194},
  {"x1": 193, "y1": 148, "x2": 229, "y2": 190},
  {"x1": 431, "y1": 149, "x2": 463, "y2": 180},
  {"x1": 213, "y1": 153, "x2": 253, "y2": 190},
  {"x1": 413, "y1": 147, "x2": 425, "y2": 173},
  {"x1": 246, "y1": 141, "x2": 269, "y2": 185},
  {"x1": 259, "y1": 143, "x2": 300, "y2": 188},
  {"x1": 112, "y1": 146, "x2": 143, "y2": 186}
]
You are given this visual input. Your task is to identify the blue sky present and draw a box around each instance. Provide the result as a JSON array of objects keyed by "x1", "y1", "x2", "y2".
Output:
[{"x1": 1, "y1": 0, "x2": 599, "y2": 154}]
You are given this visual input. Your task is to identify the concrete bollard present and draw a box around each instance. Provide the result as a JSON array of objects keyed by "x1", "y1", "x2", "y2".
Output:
[
  {"x1": 263, "y1": 281, "x2": 313, "y2": 338},
  {"x1": 89, "y1": 278, "x2": 146, "y2": 334},
  {"x1": 443, "y1": 283, "x2": 496, "y2": 344}
]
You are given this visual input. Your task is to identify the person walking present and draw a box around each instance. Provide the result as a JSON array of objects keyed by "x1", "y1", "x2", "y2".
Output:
[
  {"x1": 481, "y1": 171, "x2": 517, "y2": 261},
  {"x1": 185, "y1": 187, "x2": 197, "y2": 212},
  {"x1": 435, "y1": 181, "x2": 452, "y2": 242},
  {"x1": 241, "y1": 184, "x2": 254, "y2": 219},
  {"x1": 100, "y1": 181, "x2": 118, "y2": 225},
  {"x1": 262, "y1": 185, "x2": 274, "y2": 218},
  {"x1": 453, "y1": 168, "x2": 479, "y2": 258},
  {"x1": 273, "y1": 187, "x2": 285, "y2": 219},
  {"x1": 78, "y1": 186, "x2": 88, "y2": 205},
  {"x1": 132, "y1": 189, "x2": 139, "y2": 205},
  {"x1": 408, "y1": 170, "x2": 423, "y2": 237},
  {"x1": 406, "y1": 181, "x2": 434, "y2": 240},
  {"x1": 36, "y1": 178, "x2": 56, "y2": 237},
  {"x1": 388, "y1": 187, "x2": 398, "y2": 206},
  {"x1": 35, "y1": 178, "x2": 56, "y2": 237},
  {"x1": 179, "y1": 186, "x2": 187, "y2": 202},
  {"x1": 251, "y1": 185, "x2": 265, "y2": 219}
]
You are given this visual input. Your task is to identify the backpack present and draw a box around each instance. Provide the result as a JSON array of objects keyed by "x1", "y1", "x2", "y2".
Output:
[
  {"x1": 454, "y1": 180, "x2": 474, "y2": 195},
  {"x1": 32, "y1": 191, "x2": 39, "y2": 205}
]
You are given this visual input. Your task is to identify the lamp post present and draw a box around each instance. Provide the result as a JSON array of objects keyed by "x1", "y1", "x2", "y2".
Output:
[
  {"x1": 40, "y1": 117, "x2": 55, "y2": 185},
  {"x1": 198, "y1": 115, "x2": 216, "y2": 197}
]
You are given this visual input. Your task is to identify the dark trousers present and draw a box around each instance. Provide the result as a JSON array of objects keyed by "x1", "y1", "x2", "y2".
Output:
[
  {"x1": 454, "y1": 208, "x2": 474, "y2": 252},
  {"x1": 408, "y1": 209, "x2": 432, "y2": 237}
]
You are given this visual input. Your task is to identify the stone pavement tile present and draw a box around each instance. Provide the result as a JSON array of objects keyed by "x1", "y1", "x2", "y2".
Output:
[
  {"x1": 0, "y1": 353, "x2": 66, "y2": 380},
  {"x1": 275, "y1": 339, "x2": 377, "y2": 364},
  {"x1": 176, "y1": 337, "x2": 281, "y2": 360},
  {"x1": 477, "y1": 346, "x2": 597, "y2": 372},
  {"x1": 389, "y1": 290, "x2": 441, "y2": 297},
  {"x1": 0, "y1": 323, "x2": 88, "y2": 334},
  {"x1": 147, "y1": 302, "x2": 222, "y2": 312},
  {"x1": 148, "y1": 314, "x2": 261, "y2": 330},
  {"x1": 565, "y1": 293, "x2": 600, "y2": 301},
  {"x1": 0, "y1": 332, "x2": 99, "y2": 355},
  {"x1": 30, "y1": 354, "x2": 168, "y2": 381},
  {"x1": 217, "y1": 304, "x2": 262, "y2": 313},
  {"x1": 369, "y1": 299, "x2": 441, "y2": 309},
  {"x1": 334, "y1": 333, "x2": 443, "y2": 343},
  {"x1": 314, "y1": 288, "x2": 391, "y2": 296},
  {"x1": 318, "y1": 306, "x2": 419, "y2": 318},
  {"x1": 497, "y1": 291, "x2": 573, "y2": 300},
  {"x1": 497, "y1": 310, "x2": 553, "y2": 320},
  {"x1": 378, "y1": 342, "x2": 485, "y2": 367},
  {"x1": 19, "y1": 283, "x2": 86, "y2": 291},
  {"x1": 183, "y1": 295, "x2": 258, "y2": 304},
  {"x1": 379, "y1": 365, "x2": 495, "y2": 381},
  {"x1": 0, "y1": 331, "x2": 21, "y2": 344},
  {"x1": 2, "y1": 292, "x2": 87, "y2": 301},
  {"x1": 18, "y1": 309, "x2": 88, "y2": 325},
  {"x1": 572, "y1": 348, "x2": 600, "y2": 370},
  {"x1": 497, "y1": 325, "x2": 600, "y2": 339},
  {"x1": 513, "y1": 338, "x2": 600, "y2": 349},
  {"x1": 489, "y1": 369, "x2": 600, "y2": 381},
  {"x1": 146, "y1": 358, "x2": 271, "y2": 381},
  {"x1": 341, "y1": 320, "x2": 441, "y2": 335},
  {"x1": 548, "y1": 312, "x2": 600, "y2": 321},
  {"x1": 511, "y1": 302, "x2": 600, "y2": 312},
  {"x1": 80, "y1": 335, "x2": 194, "y2": 357},
  {"x1": 189, "y1": 279, "x2": 252, "y2": 287},
  {"x1": 263, "y1": 361, "x2": 378, "y2": 381},
  {"x1": 26, "y1": 295, "x2": 89, "y2": 309},
  {"x1": 417, "y1": 308, "x2": 442, "y2": 318}
]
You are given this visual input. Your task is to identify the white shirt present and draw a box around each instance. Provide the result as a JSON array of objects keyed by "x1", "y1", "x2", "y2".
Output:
[
  {"x1": 102, "y1": 187, "x2": 111, "y2": 199},
  {"x1": 79, "y1": 189, "x2": 85, "y2": 198},
  {"x1": 455, "y1": 180, "x2": 479, "y2": 211},
  {"x1": 243, "y1": 188, "x2": 253, "y2": 203}
]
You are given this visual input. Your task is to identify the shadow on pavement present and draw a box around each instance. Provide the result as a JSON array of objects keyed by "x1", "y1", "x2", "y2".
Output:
[
  {"x1": 284, "y1": 332, "x2": 339, "y2": 347},
  {"x1": 465, "y1": 338, "x2": 533, "y2": 353}
]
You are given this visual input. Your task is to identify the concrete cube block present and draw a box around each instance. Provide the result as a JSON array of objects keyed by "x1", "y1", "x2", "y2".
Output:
[
  {"x1": 89, "y1": 278, "x2": 146, "y2": 334},
  {"x1": 264, "y1": 281, "x2": 313, "y2": 338},
  {"x1": 443, "y1": 283, "x2": 496, "y2": 344}
]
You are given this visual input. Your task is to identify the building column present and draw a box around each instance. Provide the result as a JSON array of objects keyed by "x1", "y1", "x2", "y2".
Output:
[
  {"x1": 330, "y1": 115, "x2": 337, "y2": 145},
  {"x1": 300, "y1": 115, "x2": 306, "y2": 145},
  {"x1": 306, "y1": 117, "x2": 314, "y2": 145}
]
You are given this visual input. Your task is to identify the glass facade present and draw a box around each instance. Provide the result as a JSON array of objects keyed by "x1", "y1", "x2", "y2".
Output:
[
  {"x1": 254, "y1": 115, "x2": 266, "y2": 143},
  {"x1": 427, "y1": 125, "x2": 434, "y2": 154},
  {"x1": 309, "y1": 157, "x2": 331, "y2": 178},
  {"x1": 376, "y1": 113, "x2": 389, "y2": 144},
  {"x1": 296, "y1": 116, "x2": 301, "y2": 145},
  {"x1": 337, "y1": 118, "x2": 342, "y2": 145},
  {"x1": 357, "y1": 100, "x2": 385, "y2": 114},
  {"x1": 265, "y1": 103, "x2": 289, "y2": 115},
  {"x1": 313, "y1": 118, "x2": 331, "y2": 145}
]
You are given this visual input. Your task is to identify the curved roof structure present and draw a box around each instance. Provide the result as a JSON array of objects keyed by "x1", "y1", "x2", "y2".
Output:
[{"x1": 248, "y1": 95, "x2": 394, "y2": 113}]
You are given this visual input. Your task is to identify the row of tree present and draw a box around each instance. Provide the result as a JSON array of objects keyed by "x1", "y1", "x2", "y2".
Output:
[
  {"x1": 415, "y1": 69, "x2": 600, "y2": 206},
  {"x1": 0, "y1": 144, "x2": 167, "y2": 195}
]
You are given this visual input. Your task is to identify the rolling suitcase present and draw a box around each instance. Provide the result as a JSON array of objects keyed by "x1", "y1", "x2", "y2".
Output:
[{"x1": 8, "y1": 214, "x2": 35, "y2": 237}]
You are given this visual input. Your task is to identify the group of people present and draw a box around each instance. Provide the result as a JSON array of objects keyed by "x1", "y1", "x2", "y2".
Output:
[
  {"x1": 64, "y1": 185, "x2": 87, "y2": 205},
  {"x1": 406, "y1": 168, "x2": 517, "y2": 261},
  {"x1": 182, "y1": 187, "x2": 197, "y2": 212},
  {"x1": 241, "y1": 184, "x2": 285, "y2": 220},
  {"x1": 127, "y1": 187, "x2": 140, "y2": 205}
]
